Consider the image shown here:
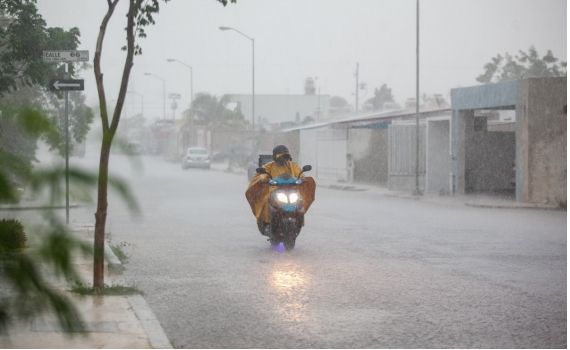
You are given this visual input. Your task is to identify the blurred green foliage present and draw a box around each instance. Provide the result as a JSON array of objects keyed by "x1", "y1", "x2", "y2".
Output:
[
  {"x1": 0, "y1": 0, "x2": 94, "y2": 200},
  {"x1": 0, "y1": 219, "x2": 27, "y2": 251},
  {"x1": 0, "y1": 106, "x2": 139, "y2": 335},
  {"x1": 0, "y1": 0, "x2": 81, "y2": 95}
]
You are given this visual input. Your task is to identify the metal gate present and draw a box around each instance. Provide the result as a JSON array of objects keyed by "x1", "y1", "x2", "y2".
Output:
[
  {"x1": 389, "y1": 124, "x2": 426, "y2": 176},
  {"x1": 316, "y1": 129, "x2": 348, "y2": 180}
]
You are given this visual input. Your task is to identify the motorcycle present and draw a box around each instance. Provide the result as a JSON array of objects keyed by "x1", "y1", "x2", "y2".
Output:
[{"x1": 256, "y1": 165, "x2": 313, "y2": 251}]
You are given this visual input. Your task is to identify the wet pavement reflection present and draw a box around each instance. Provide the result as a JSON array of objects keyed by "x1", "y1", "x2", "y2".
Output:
[{"x1": 268, "y1": 260, "x2": 310, "y2": 323}]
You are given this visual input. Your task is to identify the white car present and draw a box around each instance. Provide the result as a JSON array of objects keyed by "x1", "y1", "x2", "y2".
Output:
[{"x1": 182, "y1": 147, "x2": 211, "y2": 169}]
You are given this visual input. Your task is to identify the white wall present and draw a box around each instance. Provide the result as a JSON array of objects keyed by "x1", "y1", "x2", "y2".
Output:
[
  {"x1": 426, "y1": 119, "x2": 451, "y2": 193},
  {"x1": 299, "y1": 129, "x2": 318, "y2": 168}
]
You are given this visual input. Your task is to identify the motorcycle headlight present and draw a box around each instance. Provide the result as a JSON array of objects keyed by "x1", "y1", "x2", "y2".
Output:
[
  {"x1": 277, "y1": 193, "x2": 288, "y2": 203},
  {"x1": 289, "y1": 193, "x2": 299, "y2": 203}
]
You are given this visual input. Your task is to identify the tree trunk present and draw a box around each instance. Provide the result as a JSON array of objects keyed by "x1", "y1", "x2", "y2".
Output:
[
  {"x1": 93, "y1": 134, "x2": 112, "y2": 290},
  {"x1": 93, "y1": 0, "x2": 139, "y2": 292}
]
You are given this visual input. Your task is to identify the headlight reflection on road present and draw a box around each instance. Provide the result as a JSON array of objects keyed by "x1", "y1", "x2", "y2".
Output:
[{"x1": 269, "y1": 261, "x2": 310, "y2": 323}]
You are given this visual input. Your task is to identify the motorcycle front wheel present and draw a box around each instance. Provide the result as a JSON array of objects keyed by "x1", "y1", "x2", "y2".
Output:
[
  {"x1": 269, "y1": 238, "x2": 280, "y2": 247},
  {"x1": 283, "y1": 237, "x2": 296, "y2": 251}
]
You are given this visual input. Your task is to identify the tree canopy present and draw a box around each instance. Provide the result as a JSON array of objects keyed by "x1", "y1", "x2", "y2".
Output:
[
  {"x1": 0, "y1": 0, "x2": 81, "y2": 95},
  {"x1": 188, "y1": 93, "x2": 248, "y2": 130},
  {"x1": 366, "y1": 84, "x2": 394, "y2": 111},
  {"x1": 0, "y1": 0, "x2": 93, "y2": 187},
  {"x1": 330, "y1": 96, "x2": 348, "y2": 108},
  {"x1": 477, "y1": 45, "x2": 567, "y2": 84}
]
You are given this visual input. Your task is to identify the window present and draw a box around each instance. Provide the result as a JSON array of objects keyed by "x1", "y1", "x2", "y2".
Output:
[{"x1": 188, "y1": 149, "x2": 207, "y2": 155}]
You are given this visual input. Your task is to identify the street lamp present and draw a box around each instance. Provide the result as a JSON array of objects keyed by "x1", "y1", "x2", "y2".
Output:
[
  {"x1": 219, "y1": 26, "x2": 255, "y2": 138},
  {"x1": 166, "y1": 59, "x2": 193, "y2": 104},
  {"x1": 167, "y1": 59, "x2": 194, "y2": 146},
  {"x1": 144, "y1": 72, "x2": 165, "y2": 120},
  {"x1": 127, "y1": 91, "x2": 144, "y2": 118}
]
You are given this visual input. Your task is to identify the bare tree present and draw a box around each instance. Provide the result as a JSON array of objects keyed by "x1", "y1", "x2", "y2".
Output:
[{"x1": 92, "y1": 0, "x2": 235, "y2": 292}]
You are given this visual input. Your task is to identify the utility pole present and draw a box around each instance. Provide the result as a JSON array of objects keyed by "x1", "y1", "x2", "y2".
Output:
[{"x1": 355, "y1": 62, "x2": 359, "y2": 115}]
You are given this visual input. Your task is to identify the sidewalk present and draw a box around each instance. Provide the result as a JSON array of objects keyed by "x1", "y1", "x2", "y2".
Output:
[
  {"x1": 210, "y1": 161, "x2": 562, "y2": 211},
  {"x1": 0, "y1": 223, "x2": 172, "y2": 349},
  {"x1": 314, "y1": 178, "x2": 562, "y2": 211}
]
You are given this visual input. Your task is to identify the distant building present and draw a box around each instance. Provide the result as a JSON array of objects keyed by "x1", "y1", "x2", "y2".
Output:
[
  {"x1": 229, "y1": 77, "x2": 332, "y2": 128},
  {"x1": 229, "y1": 93, "x2": 331, "y2": 127}
]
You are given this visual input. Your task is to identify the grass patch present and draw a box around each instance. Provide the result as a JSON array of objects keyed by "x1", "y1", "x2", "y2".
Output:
[{"x1": 69, "y1": 280, "x2": 144, "y2": 296}]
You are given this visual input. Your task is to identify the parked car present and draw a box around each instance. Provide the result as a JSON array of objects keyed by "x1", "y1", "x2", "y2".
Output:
[
  {"x1": 247, "y1": 152, "x2": 273, "y2": 181},
  {"x1": 127, "y1": 141, "x2": 143, "y2": 155},
  {"x1": 212, "y1": 146, "x2": 251, "y2": 164},
  {"x1": 182, "y1": 147, "x2": 211, "y2": 169}
]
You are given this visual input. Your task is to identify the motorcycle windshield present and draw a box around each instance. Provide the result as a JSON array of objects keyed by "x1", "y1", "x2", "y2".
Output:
[{"x1": 272, "y1": 173, "x2": 298, "y2": 185}]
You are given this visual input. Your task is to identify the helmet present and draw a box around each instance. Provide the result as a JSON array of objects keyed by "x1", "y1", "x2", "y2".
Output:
[{"x1": 272, "y1": 144, "x2": 290, "y2": 161}]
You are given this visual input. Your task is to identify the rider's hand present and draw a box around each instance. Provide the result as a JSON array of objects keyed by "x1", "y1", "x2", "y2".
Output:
[{"x1": 260, "y1": 177, "x2": 269, "y2": 183}]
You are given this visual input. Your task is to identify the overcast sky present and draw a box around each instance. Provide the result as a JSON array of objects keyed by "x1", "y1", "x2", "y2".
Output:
[{"x1": 37, "y1": 0, "x2": 567, "y2": 120}]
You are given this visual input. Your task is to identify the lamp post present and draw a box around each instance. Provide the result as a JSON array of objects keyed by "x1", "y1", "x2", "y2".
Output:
[
  {"x1": 167, "y1": 59, "x2": 194, "y2": 146},
  {"x1": 166, "y1": 59, "x2": 193, "y2": 104},
  {"x1": 219, "y1": 26, "x2": 255, "y2": 139},
  {"x1": 127, "y1": 91, "x2": 144, "y2": 118},
  {"x1": 413, "y1": 0, "x2": 423, "y2": 196},
  {"x1": 144, "y1": 73, "x2": 165, "y2": 120}
]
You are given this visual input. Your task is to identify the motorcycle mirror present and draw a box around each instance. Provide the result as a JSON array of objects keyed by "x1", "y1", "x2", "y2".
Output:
[
  {"x1": 256, "y1": 167, "x2": 267, "y2": 174},
  {"x1": 302, "y1": 165, "x2": 312, "y2": 172}
]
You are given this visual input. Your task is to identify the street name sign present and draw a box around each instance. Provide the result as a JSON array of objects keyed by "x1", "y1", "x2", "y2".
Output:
[
  {"x1": 168, "y1": 93, "x2": 181, "y2": 99},
  {"x1": 43, "y1": 50, "x2": 89, "y2": 62},
  {"x1": 49, "y1": 79, "x2": 84, "y2": 91}
]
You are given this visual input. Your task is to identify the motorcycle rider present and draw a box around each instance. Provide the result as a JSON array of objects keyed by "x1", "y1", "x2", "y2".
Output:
[{"x1": 245, "y1": 144, "x2": 313, "y2": 236}]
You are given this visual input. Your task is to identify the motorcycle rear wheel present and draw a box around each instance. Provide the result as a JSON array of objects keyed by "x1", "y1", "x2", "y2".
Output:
[{"x1": 269, "y1": 238, "x2": 280, "y2": 247}]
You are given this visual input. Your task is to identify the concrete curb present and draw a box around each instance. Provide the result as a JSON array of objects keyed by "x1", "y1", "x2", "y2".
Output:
[
  {"x1": 128, "y1": 295, "x2": 173, "y2": 349},
  {"x1": 103, "y1": 235, "x2": 172, "y2": 349},
  {"x1": 464, "y1": 203, "x2": 563, "y2": 211},
  {"x1": 0, "y1": 204, "x2": 81, "y2": 211},
  {"x1": 70, "y1": 223, "x2": 172, "y2": 349},
  {"x1": 317, "y1": 182, "x2": 563, "y2": 211}
]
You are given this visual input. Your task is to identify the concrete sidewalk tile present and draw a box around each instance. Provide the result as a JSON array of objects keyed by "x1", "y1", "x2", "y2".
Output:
[
  {"x1": 1, "y1": 221, "x2": 172, "y2": 349},
  {"x1": 0, "y1": 296, "x2": 153, "y2": 349}
]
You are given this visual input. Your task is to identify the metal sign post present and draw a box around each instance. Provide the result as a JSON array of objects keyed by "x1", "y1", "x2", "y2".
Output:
[
  {"x1": 168, "y1": 93, "x2": 181, "y2": 121},
  {"x1": 64, "y1": 67, "x2": 69, "y2": 223},
  {"x1": 44, "y1": 50, "x2": 88, "y2": 224}
]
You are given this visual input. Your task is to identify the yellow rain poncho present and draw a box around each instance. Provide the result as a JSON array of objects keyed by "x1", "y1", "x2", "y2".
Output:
[{"x1": 245, "y1": 159, "x2": 316, "y2": 224}]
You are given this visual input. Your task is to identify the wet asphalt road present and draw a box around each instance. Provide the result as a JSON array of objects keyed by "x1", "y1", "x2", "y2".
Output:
[{"x1": 69, "y1": 154, "x2": 566, "y2": 348}]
